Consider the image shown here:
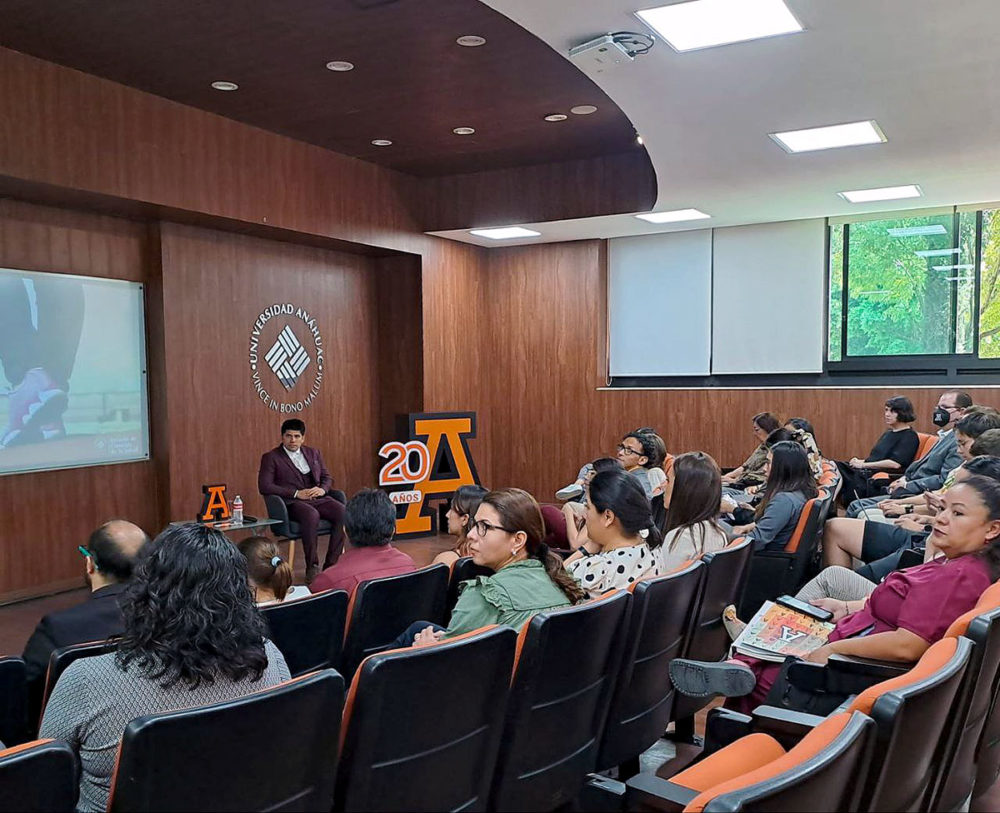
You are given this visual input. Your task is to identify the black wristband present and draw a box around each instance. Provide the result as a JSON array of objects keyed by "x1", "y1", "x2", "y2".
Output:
[{"x1": 576, "y1": 545, "x2": 592, "y2": 557}]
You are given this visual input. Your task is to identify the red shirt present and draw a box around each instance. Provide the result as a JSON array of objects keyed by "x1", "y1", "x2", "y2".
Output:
[{"x1": 309, "y1": 545, "x2": 416, "y2": 595}]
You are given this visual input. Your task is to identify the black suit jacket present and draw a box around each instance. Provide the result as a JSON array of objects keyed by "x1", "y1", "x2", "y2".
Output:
[{"x1": 22, "y1": 582, "x2": 127, "y2": 684}]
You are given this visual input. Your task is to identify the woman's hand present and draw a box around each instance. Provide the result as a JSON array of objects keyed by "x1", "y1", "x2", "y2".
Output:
[
  {"x1": 732, "y1": 523, "x2": 756, "y2": 535},
  {"x1": 882, "y1": 500, "x2": 906, "y2": 517},
  {"x1": 412, "y1": 626, "x2": 446, "y2": 648},
  {"x1": 745, "y1": 484, "x2": 760, "y2": 495},
  {"x1": 810, "y1": 598, "x2": 850, "y2": 622},
  {"x1": 924, "y1": 491, "x2": 945, "y2": 513},
  {"x1": 893, "y1": 515, "x2": 929, "y2": 532},
  {"x1": 803, "y1": 644, "x2": 835, "y2": 665},
  {"x1": 849, "y1": 458, "x2": 865, "y2": 470}
]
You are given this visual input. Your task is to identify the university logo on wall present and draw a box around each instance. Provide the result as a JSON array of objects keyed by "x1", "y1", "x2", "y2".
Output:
[
  {"x1": 378, "y1": 412, "x2": 480, "y2": 538},
  {"x1": 248, "y1": 303, "x2": 325, "y2": 413}
]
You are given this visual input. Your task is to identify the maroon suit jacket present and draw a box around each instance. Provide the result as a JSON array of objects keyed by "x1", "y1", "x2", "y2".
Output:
[{"x1": 258, "y1": 444, "x2": 334, "y2": 503}]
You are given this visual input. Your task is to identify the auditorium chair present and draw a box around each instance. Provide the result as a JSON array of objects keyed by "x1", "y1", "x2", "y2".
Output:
[
  {"x1": 40, "y1": 639, "x2": 117, "y2": 721},
  {"x1": 738, "y1": 491, "x2": 833, "y2": 619},
  {"x1": 0, "y1": 656, "x2": 28, "y2": 747},
  {"x1": 669, "y1": 538, "x2": 753, "y2": 744},
  {"x1": 626, "y1": 711, "x2": 873, "y2": 812},
  {"x1": 260, "y1": 588, "x2": 349, "y2": 677},
  {"x1": 652, "y1": 494, "x2": 667, "y2": 536},
  {"x1": 489, "y1": 590, "x2": 631, "y2": 812},
  {"x1": 446, "y1": 556, "x2": 493, "y2": 615},
  {"x1": 335, "y1": 625, "x2": 516, "y2": 812},
  {"x1": 340, "y1": 563, "x2": 449, "y2": 677},
  {"x1": 264, "y1": 489, "x2": 347, "y2": 571},
  {"x1": 707, "y1": 636, "x2": 973, "y2": 811},
  {"x1": 0, "y1": 738, "x2": 78, "y2": 812},
  {"x1": 108, "y1": 669, "x2": 344, "y2": 812}
]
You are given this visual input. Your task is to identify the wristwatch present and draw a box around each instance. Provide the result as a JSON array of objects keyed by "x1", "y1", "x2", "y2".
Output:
[{"x1": 905, "y1": 504, "x2": 914, "y2": 514}]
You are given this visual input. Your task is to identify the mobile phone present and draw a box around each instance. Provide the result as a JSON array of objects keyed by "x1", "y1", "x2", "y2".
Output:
[{"x1": 776, "y1": 594, "x2": 834, "y2": 622}]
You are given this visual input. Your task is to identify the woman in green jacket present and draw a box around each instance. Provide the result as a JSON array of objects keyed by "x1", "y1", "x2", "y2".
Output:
[{"x1": 404, "y1": 488, "x2": 586, "y2": 647}]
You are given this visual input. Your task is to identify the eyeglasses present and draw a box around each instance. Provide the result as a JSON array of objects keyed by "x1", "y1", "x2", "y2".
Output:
[
  {"x1": 617, "y1": 443, "x2": 643, "y2": 456},
  {"x1": 471, "y1": 519, "x2": 516, "y2": 537}
]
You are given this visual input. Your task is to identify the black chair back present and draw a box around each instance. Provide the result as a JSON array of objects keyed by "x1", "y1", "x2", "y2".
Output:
[
  {"x1": 260, "y1": 589, "x2": 349, "y2": 677},
  {"x1": 108, "y1": 669, "x2": 344, "y2": 812},
  {"x1": 336, "y1": 625, "x2": 516, "y2": 812},
  {"x1": 0, "y1": 657, "x2": 28, "y2": 747},
  {"x1": 341, "y1": 564, "x2": 449, "y2": 677},
  {"x1": 597, "y1": 560, "x2": 704, "y2": 774},
  {"x1": 263, "y1": 489, "x2": 346, "y2": 540},
  {"x1": 490, "y1": 590, "x2": 631, "y2": 812},
  {"x1": 41, "y1": 639, "x2": 117, "y2": 720},
  {"x1": 651, "y1": 494, "x2": 667, "y2": 535},
  {"x1": 0, "y1": 739, "x2": 77, "y2": 812},
  {"x1": 446, "y1": 556, "x2": 493, "y2": 615}
]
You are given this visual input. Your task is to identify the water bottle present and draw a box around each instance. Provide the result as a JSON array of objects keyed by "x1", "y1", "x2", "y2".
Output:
[{"x1": 232, "y1": 495, "x2": 244, "y2": 525}]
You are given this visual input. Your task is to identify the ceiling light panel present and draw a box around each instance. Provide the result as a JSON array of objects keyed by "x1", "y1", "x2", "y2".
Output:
[
  {"x1": 770, "y1": 120, "x2": 887, "y2": 153},
  {"x1": 636, "y1": 0, "x2": 803, "y2": 52},
  {"x1": 635, "y1": 209, "x2": 711, "y2": 224},
  {"x1": 838, "y1": 184, "x2": 922, "y2": 203},
  {"x1": 468, "y1": 227, "x2": 541, "y2": 240}
]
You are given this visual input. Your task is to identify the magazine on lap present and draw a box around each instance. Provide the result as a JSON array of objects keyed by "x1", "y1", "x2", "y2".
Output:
[{"x1": 733, "y1": 601, "x2": 835, "y2": 662}]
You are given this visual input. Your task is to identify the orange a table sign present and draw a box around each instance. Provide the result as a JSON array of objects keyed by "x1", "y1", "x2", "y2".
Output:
[
  {"x1": 378, "y1": 412, "x2": 480, "y2": 538},
  {"x1": 198, "y1": 483, "x2": 231, "y2": 522}
]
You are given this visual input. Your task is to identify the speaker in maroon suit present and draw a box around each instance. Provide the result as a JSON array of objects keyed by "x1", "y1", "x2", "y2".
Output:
[{"x1": 258, "y1": 419, "x2": 346, "y2": 581}]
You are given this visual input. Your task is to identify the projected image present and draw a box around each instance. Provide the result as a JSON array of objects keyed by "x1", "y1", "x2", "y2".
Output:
[{"x1": 0, "y1": 268, "x2": 148, "y2": 476}]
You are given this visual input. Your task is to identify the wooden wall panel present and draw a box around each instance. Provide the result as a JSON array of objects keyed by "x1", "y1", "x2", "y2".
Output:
[
  {"x1": 0, "y1": 199, "x2": 160, "y2": 601},
  {"x1": 157, "y1": 223, "x2": 382, "y2": 522}
]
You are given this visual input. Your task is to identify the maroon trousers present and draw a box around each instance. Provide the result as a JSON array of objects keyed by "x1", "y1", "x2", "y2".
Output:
[{"x1": 287, "y1": 496, "x2": 346, "y2": 569}]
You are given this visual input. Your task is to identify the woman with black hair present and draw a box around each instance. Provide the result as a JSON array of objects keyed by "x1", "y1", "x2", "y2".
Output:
[
  {"x1": 433, "y1": 484, "x2": 490, "y2": 567},
  {"x1": 722, "y1": 412, "x2": 782, "y2": 490},
  {"x1": 733, "y1": 441, "x2": 817, "y2": 551},
  {"x1": 564, "y1": 469, "x2": 663, "y2": 597},
  {"x1": 40, "y1": 523, "x2": 290, "y2": 812},
  {"x1": 835, "y1": 395, "x2": 920, "y2": 505}
]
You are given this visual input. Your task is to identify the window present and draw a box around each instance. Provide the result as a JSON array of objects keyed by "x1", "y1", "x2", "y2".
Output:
[{"x1": 828, "y1": 206, "x2": 1000, "y2": 367}]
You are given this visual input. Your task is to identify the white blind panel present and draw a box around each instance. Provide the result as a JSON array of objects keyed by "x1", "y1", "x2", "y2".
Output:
[
  {"x1": 609, "y1": 230, "x2": 712, "y2": 376},
  {"x1": 711, "y1": 219, "x2": 826, "y2": 374}
]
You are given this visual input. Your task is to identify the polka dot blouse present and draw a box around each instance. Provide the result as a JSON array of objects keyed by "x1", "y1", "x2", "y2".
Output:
[{"x1": 566, "y1": 543, "x2": 661, "y2": 597}]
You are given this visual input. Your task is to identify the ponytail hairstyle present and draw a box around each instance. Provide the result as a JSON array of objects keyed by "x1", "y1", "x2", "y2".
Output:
[
  {"x1": 662, "y1": 452, "x2": 724, "y2": 554},
  {"x1": 588, "y1": 469, "x2": 663, "y2": 549},
  {"x1": 955, "y1": 474, "x2": 1000, "y2": 580},
  {"x1": 481, "y1": 488, "x2": 586, "y2": 604},
  {"x1": 237, "y1": 535, "x2": 293, "y2": 602},
  {"x1": 755, "y1": 441, "x2": 818, "y2": 520},
  {"x1": 451, "y1": 484, "x2": 489, "y2": 556}
]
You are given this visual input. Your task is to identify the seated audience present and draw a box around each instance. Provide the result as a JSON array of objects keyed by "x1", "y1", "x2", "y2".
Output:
[
  {"x1": 670, "y1": 474, "x2": 1000, "y2": 715},
  {"x1": 660, "y1": 451, "x2": 729, "y2": 570},
  {"x1": 560, "y1": 457, "x2": 624, "y2": 549},
  {"x1": 733, "y1": 441, "x2": 817, "y2": 550},
  {"x1": 400, "y1": 488, "x2": 585, "y2": 647},
  {"x1": 237, "y1": 536, "x2": 310, "y2": 604},
  {"x1": 722, "y1": 412, "x2": 782, "y2": 490},
  {"x1": 835, "y1": 396, "x2": 919, "y2": 504},
  {"x1": 309, "y1": 489, "x2": 415, "y2": 595},
  {"x1": 784, "y1": 417, "x2": 818, "y2": 449},
  {"x1": 556, "y1": 427, "x2": 668, "y2": 502},
  {"x1": 22, "y1": 520, "x2": 149, "y2": 698},
  {"x1": 432, "y1": 484, "x2": 490, "y2": 567},
  {"x1": 39, "y1": 523, "x2": 290, "y2": 812},
  {"x1": 563, "y1": 469, "x2": 663, "y2": 597},
  {"x1": 847, "y1": 389, "x2": 971, "y2": 516}
]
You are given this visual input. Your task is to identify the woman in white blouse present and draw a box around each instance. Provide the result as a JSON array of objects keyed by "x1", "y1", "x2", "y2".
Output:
[
  {"x1": 564, "y1": 469, "x2": 663, "y2": 597},
  {"x1": 660, "y1": 452, "x2": 730, "y2": 570}
]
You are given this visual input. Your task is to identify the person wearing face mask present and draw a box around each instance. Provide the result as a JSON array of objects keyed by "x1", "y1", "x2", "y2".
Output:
[
  {"x1": 394, "y1": 488, "x2": 586, "y2": 648},
  {"x1": 846, "y1": 390, "x2": 972, "y2": 518},
  {"x1": 669, "y1": 474, "x2": 1000, "y2": 716}
]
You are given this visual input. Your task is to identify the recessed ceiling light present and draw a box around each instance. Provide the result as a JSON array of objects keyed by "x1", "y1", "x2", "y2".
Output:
[
  {"x1": 838, "y1": 184, "x2": 922, "y2": 203},
  {"x1": 453, "y1": 127, "x2": 476, "y2": 135},
  {"x1": 770, "y1": 120, "x2": 887, "y2": 153},
  {"x1": 544, "y1": 114, "x2": 568, "y2": 122},
  {"x1": 211, "y1": 81, "x2": 239, "y2": 91},
  {"x1": 468, "y1": 227, "x2": 541, "y2": 240},
  {"x1": 371, "y1": 139, "x2": 393, "y2": 146},
  {"x1": 915, "y1": 248, "x2": 960, "y2": 258},
  {"x1": 635, "y1": 209, "x2": 711, "y2": 224},
  {"x1": 570, "y1": 105, "x2": 598, "y2": 115},
  {"x1": 326, "y1": 60, "x2": 355, "y2": 72},
  {"x1": 636, "y1": 0, "x2": 803, "y2": 52},
  {"x1": 887, "y1": 225, "x2": 948, "y2": 238},
  {"x1": 456, "y1": 35, "x2": 487, "y2": 47}
]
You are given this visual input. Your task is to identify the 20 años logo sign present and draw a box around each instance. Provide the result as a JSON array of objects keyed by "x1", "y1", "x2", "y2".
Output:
[
  {"x1": 248, "y1": 303, "x2": 324, "y2": 413},
  {"x1": 378, "y1": 412, "x2": 480, "y2": 538}
]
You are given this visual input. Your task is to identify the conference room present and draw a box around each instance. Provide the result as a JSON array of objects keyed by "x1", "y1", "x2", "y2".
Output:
[{"x1": 3, "y1": 0, "x2": 1000, "y2": 810}]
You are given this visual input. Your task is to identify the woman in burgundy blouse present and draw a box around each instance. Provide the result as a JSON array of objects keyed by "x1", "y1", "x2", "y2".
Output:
[{"x1": 671, "y1": 474, "x2": 1000, "y2": 712}]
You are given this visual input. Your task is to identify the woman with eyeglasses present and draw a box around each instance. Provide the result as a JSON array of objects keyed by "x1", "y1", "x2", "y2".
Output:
[
  {"x1": 398, "y1": 488, "x2": 586, "y2": 647},
  {"x1": 721, "y1": 412, "x2": 782, "y2": 490}
]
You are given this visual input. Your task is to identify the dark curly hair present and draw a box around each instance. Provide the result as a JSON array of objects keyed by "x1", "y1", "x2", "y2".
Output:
[{"x1": 116, "y1": 523, "x2": 268, "y2": 689}]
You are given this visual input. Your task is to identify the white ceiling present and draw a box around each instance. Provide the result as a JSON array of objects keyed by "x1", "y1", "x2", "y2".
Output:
[{"x1": 432, "y1": 0, "x2": 1000, "y2": 247}]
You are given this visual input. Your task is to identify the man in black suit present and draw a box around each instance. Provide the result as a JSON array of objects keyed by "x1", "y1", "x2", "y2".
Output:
[{"x1": 22, "y1": 519, "x2": 149, "y2": 692}]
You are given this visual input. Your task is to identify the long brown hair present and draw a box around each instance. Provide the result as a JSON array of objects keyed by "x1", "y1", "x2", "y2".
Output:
[
  {"x1": 237, "y1": 536, "x2": 293, "y2": 602},
  {"x1": 451, "y1": 484, "x2": 489, "y2": 557},
  {"x1": 481, "y1": 488, "x2": 585, "y2": 604},
  {"x1": 663, "y1": 452, "x2": 725, "y2": 554}
]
